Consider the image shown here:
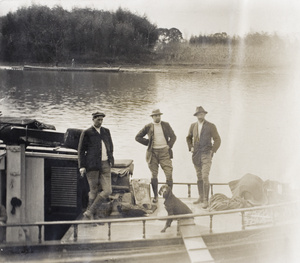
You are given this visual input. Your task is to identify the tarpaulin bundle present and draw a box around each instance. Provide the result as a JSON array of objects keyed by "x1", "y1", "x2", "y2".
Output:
[
  {"x1": 0, "y1": 117, "x2": 56, "y2": 131},
  {"x1": 209, "y1": 174, "x2": 272, "y2": 211},
  {"x1": 229, "y1": 173, "x2": 268, "y2": 206},
  {"x1": 0, "y1": 117, "x2": 58, "y2": 145},
  {"x1": 209, "y1": 193, "x2": 251, "y2": 211}
]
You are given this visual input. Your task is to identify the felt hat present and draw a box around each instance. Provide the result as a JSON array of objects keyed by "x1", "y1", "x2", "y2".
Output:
[
  {"x1": 193, "y1": 106, "x2": 208, "y2": 116},
  {"x1": 92, "y1": 112, "x2": 106, "y2": 118},
  {"x1": 150, "y1": 109, "x2": 163, "y2": 116}
]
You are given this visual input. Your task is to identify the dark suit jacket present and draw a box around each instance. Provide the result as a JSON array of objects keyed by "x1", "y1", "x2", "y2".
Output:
[
  {"x1": 78, "y1": 126, "x2": 114, "y2": 171},
  {"x1": 135, "y1": 121, "x2": 176, "y2": 163},
  {"x1": 186, "y1": 120, "x2": 221, "y2": 153}
]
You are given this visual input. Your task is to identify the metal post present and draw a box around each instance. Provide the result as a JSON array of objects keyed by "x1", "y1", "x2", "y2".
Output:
[
  {"x1": 177, "y1": 220, "x2": 180, "y2": 236},
  {"x1": 272, "y1": 208, "x2": 276, "y2": 225},
  {"x1": 241, "y1": 212, "x2": 245, "y2": 230},
  {"x1": 108, "y1": 222, "x2": 111, "y2": 241},
  {"x1": 6, "y1": 145, "x2": 26, "y2": 242},
  {"x1": 142, "y1": 220, "x2": 146, "y2": 239},
  {"x1": 73, "y1": 224, "x2": 78, "y2": 241},
  {"x1": 38, "y1": 225, "x2": 42, "y2": 243},
  {"x1": 209, "y1": 215, "x2": 213, "y2": 233},
  {"x1": 210, "y1": 184, "x2": 214, "y2": 196},
  {"x1": 188, "y1": 184, "x2": 191, "y2": 198}
]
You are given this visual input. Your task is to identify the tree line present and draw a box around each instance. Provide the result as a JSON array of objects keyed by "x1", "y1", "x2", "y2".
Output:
[
  {"x1": 189, "y1": 32, "x2": 286, "y2": 47},
  {"x1": 0, "y1": 5, "x2": 293, "y2": 66},
  {"x1": 0, "y1": 5, "x2": 158, "y2": 64}
]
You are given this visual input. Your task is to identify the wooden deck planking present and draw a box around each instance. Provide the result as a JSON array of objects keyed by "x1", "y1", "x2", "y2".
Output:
[
  {"x1": 180, "y1": 222, "x2": 214, "y2": 263},
  {"x1": 61, "y1": 197, "x2": 244, "y2": 263}
]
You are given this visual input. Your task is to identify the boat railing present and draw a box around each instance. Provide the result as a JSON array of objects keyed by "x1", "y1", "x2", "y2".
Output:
[
  {"x1": 159, "y1": 181, "x2": 228, "y2": 198},
  {"x1": 2, "y1": 200, "x2": 298, "y2": 245}
]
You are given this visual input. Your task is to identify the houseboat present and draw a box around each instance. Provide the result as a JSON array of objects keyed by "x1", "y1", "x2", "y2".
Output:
[{"x1": 0, "y1": 117, "x2": 299, "y2": 263}]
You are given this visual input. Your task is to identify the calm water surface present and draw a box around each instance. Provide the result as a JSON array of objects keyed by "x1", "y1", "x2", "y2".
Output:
[{"x1": 1, "y1": 68, "x2": 300, "y2": 190}]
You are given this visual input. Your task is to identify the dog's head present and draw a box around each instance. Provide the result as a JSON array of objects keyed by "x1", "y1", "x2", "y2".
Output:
[{"x1": 159, "y1": 185, "x2": 172, "y2": 199}]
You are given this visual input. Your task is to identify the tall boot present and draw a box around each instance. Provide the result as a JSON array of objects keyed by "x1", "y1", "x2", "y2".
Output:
[
  {"x1": 166, "y1": 179, "x2": 173, "y2": 190},
  {"x1": 86, "y1": 198, "x2": 94, "y2": 211},
  {"x1": 193, "y1": 180, "x2": 203, "y2": 204},
  {"x1": 202, "y1": 183, "x2": 210, "y2": 209},
  {"x1": 84, "y1": 194, "x2": 105, "y2": 220},
  {"x1": 151, "y1": 178, "x2": 158, "y2": 203}
]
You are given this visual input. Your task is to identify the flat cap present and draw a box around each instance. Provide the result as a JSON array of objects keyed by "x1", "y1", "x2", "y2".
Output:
[{"x1": 92, "y1": 112, "x2": 106, "y2": 118}]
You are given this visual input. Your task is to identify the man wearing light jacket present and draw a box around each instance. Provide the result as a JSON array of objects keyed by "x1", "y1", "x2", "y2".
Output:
[{"x1": 135, "y1": 109, "x2": 177, "y2": 203}]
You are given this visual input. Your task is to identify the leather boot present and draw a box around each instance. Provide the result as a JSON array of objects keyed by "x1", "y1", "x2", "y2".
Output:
[
  {"x1": 83, "y1": 194, "x2": 105, "y2": 220},
  {"x1": 151, "y1": 178, "x2": 158, "y2": 203},
  {"x1": 87, "y1": 198, "x2": 94, "y2": 210},
  {"x1": 193, "y1": 180, "x2": 204, "y2": 204},
  {"x1": 166, "y1": 179, "x2": 173, "y2": 190},
  {"x1": 201, "y1": 183, "x2": 210, "y2": 209}
]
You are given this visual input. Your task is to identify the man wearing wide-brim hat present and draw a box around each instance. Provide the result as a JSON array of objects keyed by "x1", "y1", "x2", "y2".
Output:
[
  {"x1": 135, "y1": 109, "x2": 177, "y2": 203},
  {"x1": 186, "y1": 106, "x2": 221, "y2": 209},
  {"x1": 78, "y1": 111, "x2": 114, "y2": 220}
]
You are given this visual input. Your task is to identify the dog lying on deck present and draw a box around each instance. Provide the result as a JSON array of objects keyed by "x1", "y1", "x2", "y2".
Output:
[{"x1": 159, "y1": 185, "x2": 192, "y2": 233}]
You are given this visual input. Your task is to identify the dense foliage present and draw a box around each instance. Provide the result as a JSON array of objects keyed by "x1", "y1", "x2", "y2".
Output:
[
  {"x1": 0, "y1": 5, "x2": 158, "y2": 64},
  {"x1": 0, "y1": 5, "x2": 294, "y2": 68},
  {"x1": 189, "y1": 32, "x2": 286, "y2": 47}
]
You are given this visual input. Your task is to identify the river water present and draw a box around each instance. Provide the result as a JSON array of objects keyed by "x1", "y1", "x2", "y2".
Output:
[{"x1": 1, "y1": 68, "x2": 300, "y2": 190}]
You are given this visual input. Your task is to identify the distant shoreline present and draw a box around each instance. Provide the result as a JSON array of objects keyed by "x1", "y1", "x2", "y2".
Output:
[{"x1": 0, "y1": 63, "x2": 290, "y2": 74}]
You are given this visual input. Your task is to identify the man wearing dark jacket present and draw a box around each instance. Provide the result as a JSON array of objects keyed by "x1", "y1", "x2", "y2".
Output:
[
  {"x1": 187, "y1": 106, "x2": 221, "y2": 209},
  {"x1": 135, "y1": 109, "x2": 177, "y2": 203},
  {"x1": 78, "y1": 112, "x2": 114, "y2": 220}
]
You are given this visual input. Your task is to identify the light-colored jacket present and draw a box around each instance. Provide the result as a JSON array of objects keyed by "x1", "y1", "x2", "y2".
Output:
[{"x1": 135, "y1": 121, "x2": 176, "y2": 163}]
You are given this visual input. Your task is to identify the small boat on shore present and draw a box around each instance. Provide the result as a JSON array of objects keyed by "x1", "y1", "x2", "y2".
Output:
[
  {"x1": 23, "y1": 64, "x2": 121, "y2": 72},
  {"x1": 0, "y1": 117, "x2": 299, "y2": 262}
]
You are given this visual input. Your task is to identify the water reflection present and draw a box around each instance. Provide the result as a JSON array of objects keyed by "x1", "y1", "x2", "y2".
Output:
[
  {"x1": 0, "y1": 70, "x2": 158, "y2": 126},
  {"x1": 0, "y1": 69, "x2": 299, "y2": 188}
]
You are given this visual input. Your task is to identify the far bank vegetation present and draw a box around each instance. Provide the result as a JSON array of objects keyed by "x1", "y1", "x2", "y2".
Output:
[{"x1": 0, "y1": 5, "x2": 297, "y2": 68}]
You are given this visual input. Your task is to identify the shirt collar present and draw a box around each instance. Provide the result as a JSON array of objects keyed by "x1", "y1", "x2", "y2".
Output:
[{"x1": 93, "y1": 125, "x2": 101, "y2": 133}]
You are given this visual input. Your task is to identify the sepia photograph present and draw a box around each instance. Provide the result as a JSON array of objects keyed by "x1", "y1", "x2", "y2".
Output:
[{"x1": 0, "y1": 0, "x2": 300, "y2": 262}]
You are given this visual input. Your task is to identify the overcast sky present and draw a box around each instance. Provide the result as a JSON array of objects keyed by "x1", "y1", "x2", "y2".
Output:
[{"x1": 1, "y1": 0, "x2": 300, "y2": 39}]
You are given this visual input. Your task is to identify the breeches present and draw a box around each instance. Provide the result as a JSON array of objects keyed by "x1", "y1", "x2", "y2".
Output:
[
  {"x1": 148, "y1": 147, "x2": 173, "y2": 181},
  {"x1": 193, "y1": 152, "x2": 212, "y2": 184},
  {"x1": 86, "y1": 160, "x2": 112, "y2": 199}
]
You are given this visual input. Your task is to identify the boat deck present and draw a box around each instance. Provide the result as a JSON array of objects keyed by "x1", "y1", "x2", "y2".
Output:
[
  {"x1": 59, "y1": 197, "x2": 299, "y2": 263},
  {"x1": 61, "y1": 197, "x2": 242, "y2": 244},
  {"x1": 1, "y1": 197, "x2": 299, "y2": 263}
]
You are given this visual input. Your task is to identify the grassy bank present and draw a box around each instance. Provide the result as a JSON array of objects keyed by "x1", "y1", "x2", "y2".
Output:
[
  {"x1": 0, "y1": 43, "x2": 298, "y2": 71},
  {"x1": 153, "y1": 42, "x2": 298, "y2": 69}
]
